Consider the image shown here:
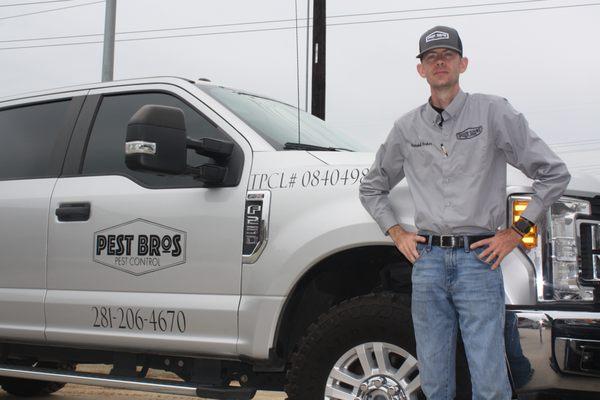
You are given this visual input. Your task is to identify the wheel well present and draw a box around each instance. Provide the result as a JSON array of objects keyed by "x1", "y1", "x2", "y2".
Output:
[{"x1": 273, "y1": 245, "x2": 412, "y2": 362}]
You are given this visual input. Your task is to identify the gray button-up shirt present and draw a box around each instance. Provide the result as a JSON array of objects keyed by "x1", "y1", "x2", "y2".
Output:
[{"x1": 359, "y1": 90, "x2": 571, "y2": 235}]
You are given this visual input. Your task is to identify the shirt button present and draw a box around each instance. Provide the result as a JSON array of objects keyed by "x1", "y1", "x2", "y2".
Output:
[
  {"x1": 445, "y1": 201, "x2": 451, "y2": 207},
  {"x1": 444, "y1": 178, "x2": 450, "y2": 183}
]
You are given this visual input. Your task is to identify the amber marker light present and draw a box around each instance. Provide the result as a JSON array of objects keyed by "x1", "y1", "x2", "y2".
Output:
[{"x1": 512, "y1": 199, "x2": 538, "y2": 249}]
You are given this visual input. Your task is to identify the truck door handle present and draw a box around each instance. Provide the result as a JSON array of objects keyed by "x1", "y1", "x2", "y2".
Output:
[{"x1": 56, "y1": 202, "x2": 91, "y2": 222}]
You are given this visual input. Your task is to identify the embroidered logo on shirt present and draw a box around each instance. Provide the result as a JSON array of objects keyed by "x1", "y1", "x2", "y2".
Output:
[
  {"x1": 410, "y1": 141, "x2": 433, "y2": 148},
  {"x1": 456, "y1": 126, "x2": 483, "y2": 140},
  {"x1": 425, "y1": 31, "x2": 449, "y2": 42}
]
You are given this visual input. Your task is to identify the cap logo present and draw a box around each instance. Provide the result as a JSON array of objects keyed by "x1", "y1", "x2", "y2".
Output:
[{"x1": 425, "y1": 31, "x2": 449, "y2": 42}]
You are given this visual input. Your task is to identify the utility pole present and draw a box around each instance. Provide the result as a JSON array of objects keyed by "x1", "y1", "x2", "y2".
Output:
[
  {"x1": 101, "y1": 0, "x2": 116, "y2": 82},
  {"x1": 311, "y1": 0, "x2": 325, "y2": 120},
  {"x1": 304, "y1": 0, "x2": 311, "y2": 112}
]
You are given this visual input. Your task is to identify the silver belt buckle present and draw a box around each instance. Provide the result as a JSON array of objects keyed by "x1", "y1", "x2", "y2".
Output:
[{"x1": 440, "y1": 235, "x2": 456, "y2": 248}]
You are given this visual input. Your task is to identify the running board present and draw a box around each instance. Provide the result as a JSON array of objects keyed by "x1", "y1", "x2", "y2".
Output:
[{"x1": 0, "y1": 364, "x2": 256, "y2": 399}]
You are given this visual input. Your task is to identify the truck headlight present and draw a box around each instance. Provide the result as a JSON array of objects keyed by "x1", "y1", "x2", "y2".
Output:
[
  {"x1": 509, "y1": 195, "x2": 593, "y2": 302},
  {"x1": 510, "y1": 198, "x2": 538, "y2": 249},
  {"x1": 548, "y1": 197, "x2": 592, "y2": 300}
]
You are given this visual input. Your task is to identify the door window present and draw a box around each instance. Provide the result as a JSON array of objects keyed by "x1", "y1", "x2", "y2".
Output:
[
  {"x1": 0, "y1": 100, "x2": 71, "y2": 180},
  {"x1": 82, "y1": 92, "x2": 234, "y2": 188}
]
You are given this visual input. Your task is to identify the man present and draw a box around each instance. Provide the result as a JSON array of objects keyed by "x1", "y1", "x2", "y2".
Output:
[{"x1": 359, "y1": 26, "x2": 570, "y2": 399}]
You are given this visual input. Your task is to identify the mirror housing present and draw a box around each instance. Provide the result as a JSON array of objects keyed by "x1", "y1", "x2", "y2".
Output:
[
  {"x1": 126, "y1": 105, "x2": 187, "y2": 174},
  {"x1": 125, "y1": 105, "x2": 234, "y2": 184}
]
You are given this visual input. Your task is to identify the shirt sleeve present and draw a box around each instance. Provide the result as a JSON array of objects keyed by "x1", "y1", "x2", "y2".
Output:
[
  {"x1": 359, "y1": 122, "x2": 407, "y2": 235},
  {"x1": 493, "y1": 98, "x2": 571, "y2": 224}
]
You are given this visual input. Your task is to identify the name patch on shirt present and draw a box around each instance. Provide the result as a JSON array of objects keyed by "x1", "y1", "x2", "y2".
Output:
[
  {"x1": 456, "y1": 126, "x2": 483, "y2": 140},
  {"x1": 410, "y1": 141, "x2": 433, "y2": 148}
]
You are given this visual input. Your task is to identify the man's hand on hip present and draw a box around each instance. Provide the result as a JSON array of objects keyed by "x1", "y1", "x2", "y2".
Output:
[
  {"x1": 387, "y1": 225, "x2": 427, "y2": 264},
  {"x1": 470, "y1": 228, "x2": 523, "y2": 270}
]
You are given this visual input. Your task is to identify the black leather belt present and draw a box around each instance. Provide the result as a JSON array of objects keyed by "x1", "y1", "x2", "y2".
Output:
[{"x1": 426, "y1": 234, "x2": 494, "y2": 248}]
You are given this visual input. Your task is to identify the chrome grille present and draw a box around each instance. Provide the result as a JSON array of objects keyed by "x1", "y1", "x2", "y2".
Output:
[{"x1": 577, "y1": 216, "x2": 600, "y2": 284}]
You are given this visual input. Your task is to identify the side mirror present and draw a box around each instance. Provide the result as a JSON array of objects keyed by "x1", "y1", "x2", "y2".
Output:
[
  {"x1": 125, "y1": 105, "x2": 234, "y2": 184},
  {"x1": 125, "y1": 104, "x2": 187, "y2": 174}
]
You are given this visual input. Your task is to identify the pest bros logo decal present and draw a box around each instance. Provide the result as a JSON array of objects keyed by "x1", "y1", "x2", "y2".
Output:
[{"x1": 94, "y1": 219, "x2": 187, "y2": 275}]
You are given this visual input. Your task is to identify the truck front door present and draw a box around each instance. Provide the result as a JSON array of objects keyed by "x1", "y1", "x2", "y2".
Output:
[{"x1": 45, "y1": 84, "x2": 251, "y2": 356}]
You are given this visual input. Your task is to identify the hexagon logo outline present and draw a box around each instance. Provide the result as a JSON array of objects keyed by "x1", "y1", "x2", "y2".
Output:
[{"x1": 93, "y1": 218, "x2": 187, "y2": 276}]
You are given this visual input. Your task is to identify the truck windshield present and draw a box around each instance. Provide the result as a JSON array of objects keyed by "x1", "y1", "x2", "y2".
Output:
[{"x1": 198, "y1": 85, "x2": 366, "y2": 151}]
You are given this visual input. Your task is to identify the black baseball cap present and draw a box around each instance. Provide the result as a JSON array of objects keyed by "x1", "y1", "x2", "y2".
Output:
[{"x1": 416, "y1": 26, "x2": 463, "y2": 59}]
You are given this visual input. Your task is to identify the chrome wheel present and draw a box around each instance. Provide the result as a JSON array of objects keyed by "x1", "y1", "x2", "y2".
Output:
[{"x1": 325, "y1": 342, "x2": 420, "y2": 400}]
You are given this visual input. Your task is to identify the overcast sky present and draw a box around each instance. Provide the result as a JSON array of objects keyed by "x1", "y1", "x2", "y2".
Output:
[{"x1": 0, "y1": 0, "x2": 598, "y2": 150}]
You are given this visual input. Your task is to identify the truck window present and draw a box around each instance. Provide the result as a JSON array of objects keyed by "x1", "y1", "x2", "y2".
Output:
[
  {"x1": 82, "y1": 92, "x2": 231, "y2": 189},
  {"x1": 0, "y1": 100, "x2": 70, "y2": 180}
]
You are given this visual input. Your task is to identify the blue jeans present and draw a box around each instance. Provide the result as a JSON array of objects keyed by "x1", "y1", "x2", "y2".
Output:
[{"x1": 411, "y1": 240, "x2": 512, "y2": 400}]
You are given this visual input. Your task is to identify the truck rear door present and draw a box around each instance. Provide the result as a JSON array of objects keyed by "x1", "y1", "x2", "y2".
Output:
[{"x1": 0, "y1": 93, "x2": 85, "y2": 342}]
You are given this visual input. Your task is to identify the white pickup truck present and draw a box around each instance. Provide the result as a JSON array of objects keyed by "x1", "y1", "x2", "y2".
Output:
[{"x1": 0, "y1": 76, "x2": 598, "y2": 400}]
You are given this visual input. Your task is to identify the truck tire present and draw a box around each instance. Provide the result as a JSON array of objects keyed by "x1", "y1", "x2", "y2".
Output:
[
  {"x1": 1, "y1": 362, "x2": 74, "y2": 397},
  {"x1": 285, "y1": 292, "x2": 424, "y2": 400}
]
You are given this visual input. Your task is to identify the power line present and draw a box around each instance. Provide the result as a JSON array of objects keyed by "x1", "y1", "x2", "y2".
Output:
[
  {"x1": 0, "y1": 16, "x2": 300, "y2": 44},
  {"x1": 0, "y1": 0, "x2": 557, "y2": 43},
  {"x1": 0, "y1": 20, "x2": 295, "y2": 44},
  {"x1": 331, "y1": 0, "x2": 555, "y2": 18},
  {"x1": 0, "y1": 31, "x2": 99, "y2": 43},
  {"x1": 1, "y1": 2, "x2": 599, "y2": 50},
  {"x1": 0, "y1": 0, "x2": 75, "y2": 7},
  {"x1": 327, "y1": 2, "x2": 600, "y2": 28},
  {"x1": 0, "y1": 0, "x2": 101, "y2": 21}
]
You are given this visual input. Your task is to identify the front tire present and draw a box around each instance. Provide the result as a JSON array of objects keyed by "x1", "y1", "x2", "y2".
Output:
[{"x1": 285, "y1": 292, "x2": 423, "y2": 400}]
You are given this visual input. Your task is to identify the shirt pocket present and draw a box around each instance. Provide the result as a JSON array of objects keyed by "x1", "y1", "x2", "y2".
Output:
[
  {"x1": 452, "y1": 125, "x2": 490, "y2": 176},
  {"x1": 407, "y1": 143, "x2": 437, "y2": 169}
]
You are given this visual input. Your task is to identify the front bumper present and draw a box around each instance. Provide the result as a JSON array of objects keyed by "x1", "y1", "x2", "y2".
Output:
[{"x1": 507, "y1": 310, "x2": 600, "y2": 395}]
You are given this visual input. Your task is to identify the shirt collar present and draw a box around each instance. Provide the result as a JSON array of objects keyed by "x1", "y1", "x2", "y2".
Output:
[{"x1": 424, "y1": 89, "x2": 468, "y2": 125}]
